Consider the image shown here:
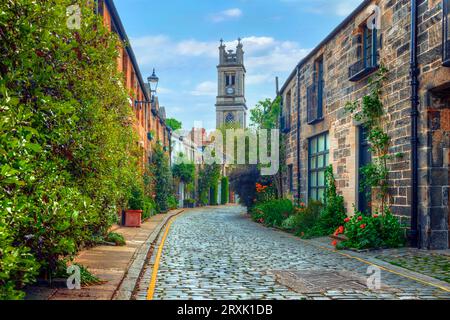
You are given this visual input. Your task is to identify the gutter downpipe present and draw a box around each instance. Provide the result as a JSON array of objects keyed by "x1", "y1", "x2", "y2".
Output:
[
  {"x1": 410, "y1": 0, "x2": 420, "y2": 248},
  {"x1": 296, "y1": 65, "x2": 301, "y2": 203}
]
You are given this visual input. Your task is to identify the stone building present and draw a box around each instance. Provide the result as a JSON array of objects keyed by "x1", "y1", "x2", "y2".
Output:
[
  {"x1": 98, "y1": 0, "x2": 171, "y2": 165},
  {"x1": 279, "y1": 0, "x2": 450, "y2": 249},
  {"x1": 216, "y1": 39, "x2": 247, "y2": 128}
]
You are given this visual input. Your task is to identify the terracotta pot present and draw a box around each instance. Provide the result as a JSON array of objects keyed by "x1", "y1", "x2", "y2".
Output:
[{"x1": 125, "y1": 210, "x2": 142, "y2": 227}]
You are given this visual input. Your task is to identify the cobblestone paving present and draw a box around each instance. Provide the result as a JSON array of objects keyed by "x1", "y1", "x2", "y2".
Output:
[{"x1": 136, "y1": 206, "x2": 450, "y2": 300}]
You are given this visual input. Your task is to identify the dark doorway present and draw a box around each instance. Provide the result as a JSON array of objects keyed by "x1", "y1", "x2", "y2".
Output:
[{"x1": 358, "y1": 126, "x2": 372, "y2": 214}]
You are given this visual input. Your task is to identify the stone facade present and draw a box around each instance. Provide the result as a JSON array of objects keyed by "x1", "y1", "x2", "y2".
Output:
[{"x1": 280, "y1": 0, "x2": 450, "y2": 249}]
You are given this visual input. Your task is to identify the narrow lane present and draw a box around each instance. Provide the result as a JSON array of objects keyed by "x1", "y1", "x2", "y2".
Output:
[{"x1": 136, "y1": 206, "x2": 450, "y2": 300}]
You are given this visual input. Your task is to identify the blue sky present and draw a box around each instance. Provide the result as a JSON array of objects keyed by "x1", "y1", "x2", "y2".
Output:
[{"x1": 114, "y1": 0, "x2": 362, "y2": 130}]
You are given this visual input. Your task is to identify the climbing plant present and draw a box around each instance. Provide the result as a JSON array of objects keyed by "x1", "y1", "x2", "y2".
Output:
[
  {"x1": 152, "y1": 145, "x2": 173, "y2": 213},
  {"x1": 345, "y1": 67, "x2": 399, "y2": 213}
]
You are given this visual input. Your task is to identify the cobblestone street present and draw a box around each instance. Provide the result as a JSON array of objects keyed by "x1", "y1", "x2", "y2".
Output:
[{"x1": 136, "y1": 206, "x2": 450, "y2": 300}]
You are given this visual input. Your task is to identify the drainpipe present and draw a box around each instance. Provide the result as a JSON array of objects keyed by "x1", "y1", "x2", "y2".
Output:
[
  {"x1": 410, "y1": 0, "x2": 419, "y2": 248},
  {"x1": 296, "y1": 65, "x2": 302, "y2": 203}
]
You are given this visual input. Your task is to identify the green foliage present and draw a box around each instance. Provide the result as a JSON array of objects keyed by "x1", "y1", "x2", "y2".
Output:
[
  {"x1": 338, "y1": 210, "x2": 405, "y2": 250},
  {"x1": 0, "y1": 0, "x2": 142, "y2": 298},
  {"x1": 105, "y1": 232, "x2": 126, "y2": 246},
  {"x1": 167, "y1": 195, "x2": 178, "y2": 210},
  {"x1": 312, "y1": 166, "x2": 347, "y2": 236},
  {"x1": 128, "y1": 184, "x2": 145, "y2": 210},
  {"x1": 172, "y1": 162, "x2": 196, "y2": 185},
  {"x1": 250, "y1": 97, "x2": 281, "y2": 130},
  {"x1": 251, "y1": 199, "x2": 295, "y2": 227},
  {"x1": 198, "y1": 164, "x2": 221, "y2": 206},
  {"x1": 221, "y1": 177, "x2": 229, "y2": 205},
  {"x1": 345, "y1": 67, "x2": 393, "y2": 211},
  {"x1": 142, "y1": 196, "x2": 156, "y2": 220},
  {"x1": 152, "y1": 146, "x2": 173, "y2": 213},
  {"x1": 290, "y1": 201, "x2": 324, "y2": 237},
  {"x1": 210, "y1": 182, "x2": 219, "y2": 206},
  {"x1": 165, "y1": 118, "x2": 182, "y2": 131}
]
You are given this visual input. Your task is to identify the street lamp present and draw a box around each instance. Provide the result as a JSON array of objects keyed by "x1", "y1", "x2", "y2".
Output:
[{"x1": 147, "y1": 68, "x2": 159, "y2": 102}]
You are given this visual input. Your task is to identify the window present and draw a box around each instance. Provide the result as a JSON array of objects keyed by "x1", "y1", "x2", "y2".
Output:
[
  {"x1": 307, "y1": 57, "x2": 324, "y2": 124},
  {"x1": 288, "y1": 164, "x2": 294, "y2": 192},
  {"x1": 225, "y1": 112, "x2": 235, "y2": 124},
  {"x1": 349, "y1": 25, "x2": 380, "y2": 81},
  {"x1": 308, "y1": 132, "x2": 329, "y2": 202},
  {"x1": 444, "y1": 0, "x2": 450, "y2": 67},
  {"x1": 225, "y1": 74, "x2": 236, "y2": 86},
  {"x1": 281, "y1": 90, "x2": 291, "y2": 133}
]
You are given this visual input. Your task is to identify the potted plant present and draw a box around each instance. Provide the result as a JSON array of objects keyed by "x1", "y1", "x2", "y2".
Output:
[
  {"x1": 125, "y1": 185, "x2": 144, "y2": 227},
  {"x1": 183, "y1": 198, "x2": 195, "y2": 208}
]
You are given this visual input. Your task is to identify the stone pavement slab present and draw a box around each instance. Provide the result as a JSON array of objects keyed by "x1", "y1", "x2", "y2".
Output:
[{"x1": 25, "y1": 209, "x2": 183, "y2": 300}]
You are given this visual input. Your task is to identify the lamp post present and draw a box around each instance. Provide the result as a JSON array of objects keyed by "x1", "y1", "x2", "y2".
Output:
[{"x1": 147, "y1": 68, "x2": 159, "y2": 102}]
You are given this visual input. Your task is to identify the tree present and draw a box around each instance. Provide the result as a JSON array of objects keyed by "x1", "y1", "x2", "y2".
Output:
[
  {"x1": 221, "y1": 177, "x2": 229, "y2": 205},
  {"x1": 152, "y1": 145, "x2": 173, "y2": 213},
  {"x1": 166, "y1": 118, "x2": 182, "y2": 131}
]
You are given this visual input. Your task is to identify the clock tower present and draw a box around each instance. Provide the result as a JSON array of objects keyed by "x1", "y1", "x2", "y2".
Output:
[{"x1": 216, "y1": 38, "x2": 247, "y2": 129}]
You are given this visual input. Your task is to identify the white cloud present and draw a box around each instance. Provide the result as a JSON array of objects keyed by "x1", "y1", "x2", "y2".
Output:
[
  {"x1": 190, "y1": 81, "x2": 216, "y2": 96},
  {"x1": 208, "y1": 8, "x2": 243, "y2": 23}
]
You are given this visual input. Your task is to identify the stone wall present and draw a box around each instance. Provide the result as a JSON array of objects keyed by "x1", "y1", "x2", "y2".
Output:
[{"x1": 280, "y1": 0, "x2": 450, "y2": 249}]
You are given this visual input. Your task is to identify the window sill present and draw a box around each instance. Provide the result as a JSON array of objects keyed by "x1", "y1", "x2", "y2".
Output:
[
  {"x1": 307, "y1": 117, "x2": 324, "y2": 125},
  {"x1": 349, "y1": 65, "x2": 379, "y2": 82}
]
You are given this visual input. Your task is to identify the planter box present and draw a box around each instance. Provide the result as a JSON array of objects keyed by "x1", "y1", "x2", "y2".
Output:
[{"x1": 124, "y1": 210, "x2": 142, "y2": 227}]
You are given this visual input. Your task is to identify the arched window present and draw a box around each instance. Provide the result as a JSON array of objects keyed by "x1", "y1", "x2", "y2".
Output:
[{"x1": 225, "y1": 112, "x2": 235, "y2": 124}]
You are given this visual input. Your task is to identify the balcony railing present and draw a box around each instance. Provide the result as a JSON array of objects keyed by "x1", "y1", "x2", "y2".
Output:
[
  {"x1": 280, "y1": 113, "x2": 291, "y2": 133},
  {"x1": 307, "y1": 81, "x2": 324, "y2": 124},
  {"x1": 348, "y1": 58, "x2": 379, "y2": 82},
  {"x1": 444, "y1": 0, "x2": 450, "y2": 67}
]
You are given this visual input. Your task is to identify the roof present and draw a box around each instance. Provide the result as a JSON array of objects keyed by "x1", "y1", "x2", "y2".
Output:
[
  {"x1": 279, "y1": 0, "x2": 372, "y2": 93},
  {"x1": 104, "y1": 0, "x2": 151, "y2": 102}
]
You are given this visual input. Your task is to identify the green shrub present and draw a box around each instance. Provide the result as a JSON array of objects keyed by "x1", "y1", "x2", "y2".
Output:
[
  {"x1": 251, "y1": 199, "x2": 294, "y2": 227},
  {"x1": 221, "y1": 177, "x2": 229, "y2": 205},
  {"x1": 338, "y1": 209, "x2": 405, "y2": 250},
  {"x1": 128, "y1": 184, "x2": 144, "y2": 210},
  {"x1": 153, "y1": 146, "x2": 173, "y2": 213},
  {"x1": 291, "y1": 201, "x2": 324, "y2": 237},
  {"x1": 308, "y1": 166, "x2": 347, "y2": 237},
  {"x1": 105, "y1": 232, "x2": 126, "y2": 246},
  {"x1": 142, "y1": 196, "x2": 156, "y2": 220},
  {"x1": 167, "y1": 195, "x2": 178, "y2": 210}
]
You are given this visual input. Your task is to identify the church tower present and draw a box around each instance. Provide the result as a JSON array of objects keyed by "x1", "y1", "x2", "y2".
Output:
[{"x1": 215, "y1": 39, "x2": 247, "y2": 129}]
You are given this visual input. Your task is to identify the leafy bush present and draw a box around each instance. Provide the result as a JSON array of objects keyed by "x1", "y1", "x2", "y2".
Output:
[
  {"x1": 251, "y1": 199, "x2": 295, "y2": 227},
  {"x1": 153, "y1": 146, "x2": 173, "y2": 213},
  {"x1": 337, "y1": 210, "x2": 405, "y2": 250},
  {"x1": 167, "y1": 195, "x2": 178, "y2": 210},
  {"x1": 221, "y1": 177, "x2": 229, "y2": 205},
  {"x1": 290, "y1": 201, "x2": 324, "y2": 237},
  {"x1": 307, "y1": 166, "x2": 347, "y2": 237},
  {"x1": 128, "y1": 184, "x2": 144, "y2": 210},
  {"x1": 105, "y1": 232, "x2": 126, "y2": 246},
  {"x1": 0, "y1": 0, "x2": 141, "y2": 298},
  {"x1": 142, "y1": 196, "x2": 156, "y2": 220},
  {"x1": 172, "y1": 163, "x2": 195, "y2": 185},
  {"x1": 198, "y1": 164, "x2": 221, "y2": 206}
]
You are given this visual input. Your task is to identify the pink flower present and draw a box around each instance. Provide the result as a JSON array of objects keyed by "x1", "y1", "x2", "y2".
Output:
[
  {"x1": 357, "y1": 216, "x2": 363, "y2": 221},
  {"x1": 360, "y1": 224, "x2": 366, "y2": 229},
  {"x1": 344, "y1": 217, "x2": 350, "y2": 223}
]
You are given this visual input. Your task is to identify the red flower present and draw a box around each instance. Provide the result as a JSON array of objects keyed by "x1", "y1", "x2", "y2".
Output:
[
  {"x1": 344, "y1": 217, "x2": 350, "y2": 223},
  {"x1": 360, "y1": 224, "x2": 366, "y2": 229},
  {"x1": 357, "y1": 216, "x2": 363, "y2": 221},
  {"x1": 373, "y1": 214, "x2": 379, "y2": 218},
  {"x1": 331, "y1": 240, "x2": 337, "y2": 246},
  {"x1": 338, "y1": 226, "x2": 344, "y2": 234}
]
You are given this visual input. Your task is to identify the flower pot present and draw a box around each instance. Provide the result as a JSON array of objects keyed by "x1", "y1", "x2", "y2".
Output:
[{"x1": 125, "y1": 210, "x2": 142, "y2": 227}]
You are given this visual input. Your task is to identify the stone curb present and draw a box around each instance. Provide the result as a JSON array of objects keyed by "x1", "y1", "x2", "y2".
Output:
[
  {"x1": 244, "y1": 213, "x2": 450, "y2": 292},
  {"x1": 112, "y1": 209, "x2": 184, "y2": 300},
  {"x1": 305, "y1": 238, "x2": 450, "y2": 292}
]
